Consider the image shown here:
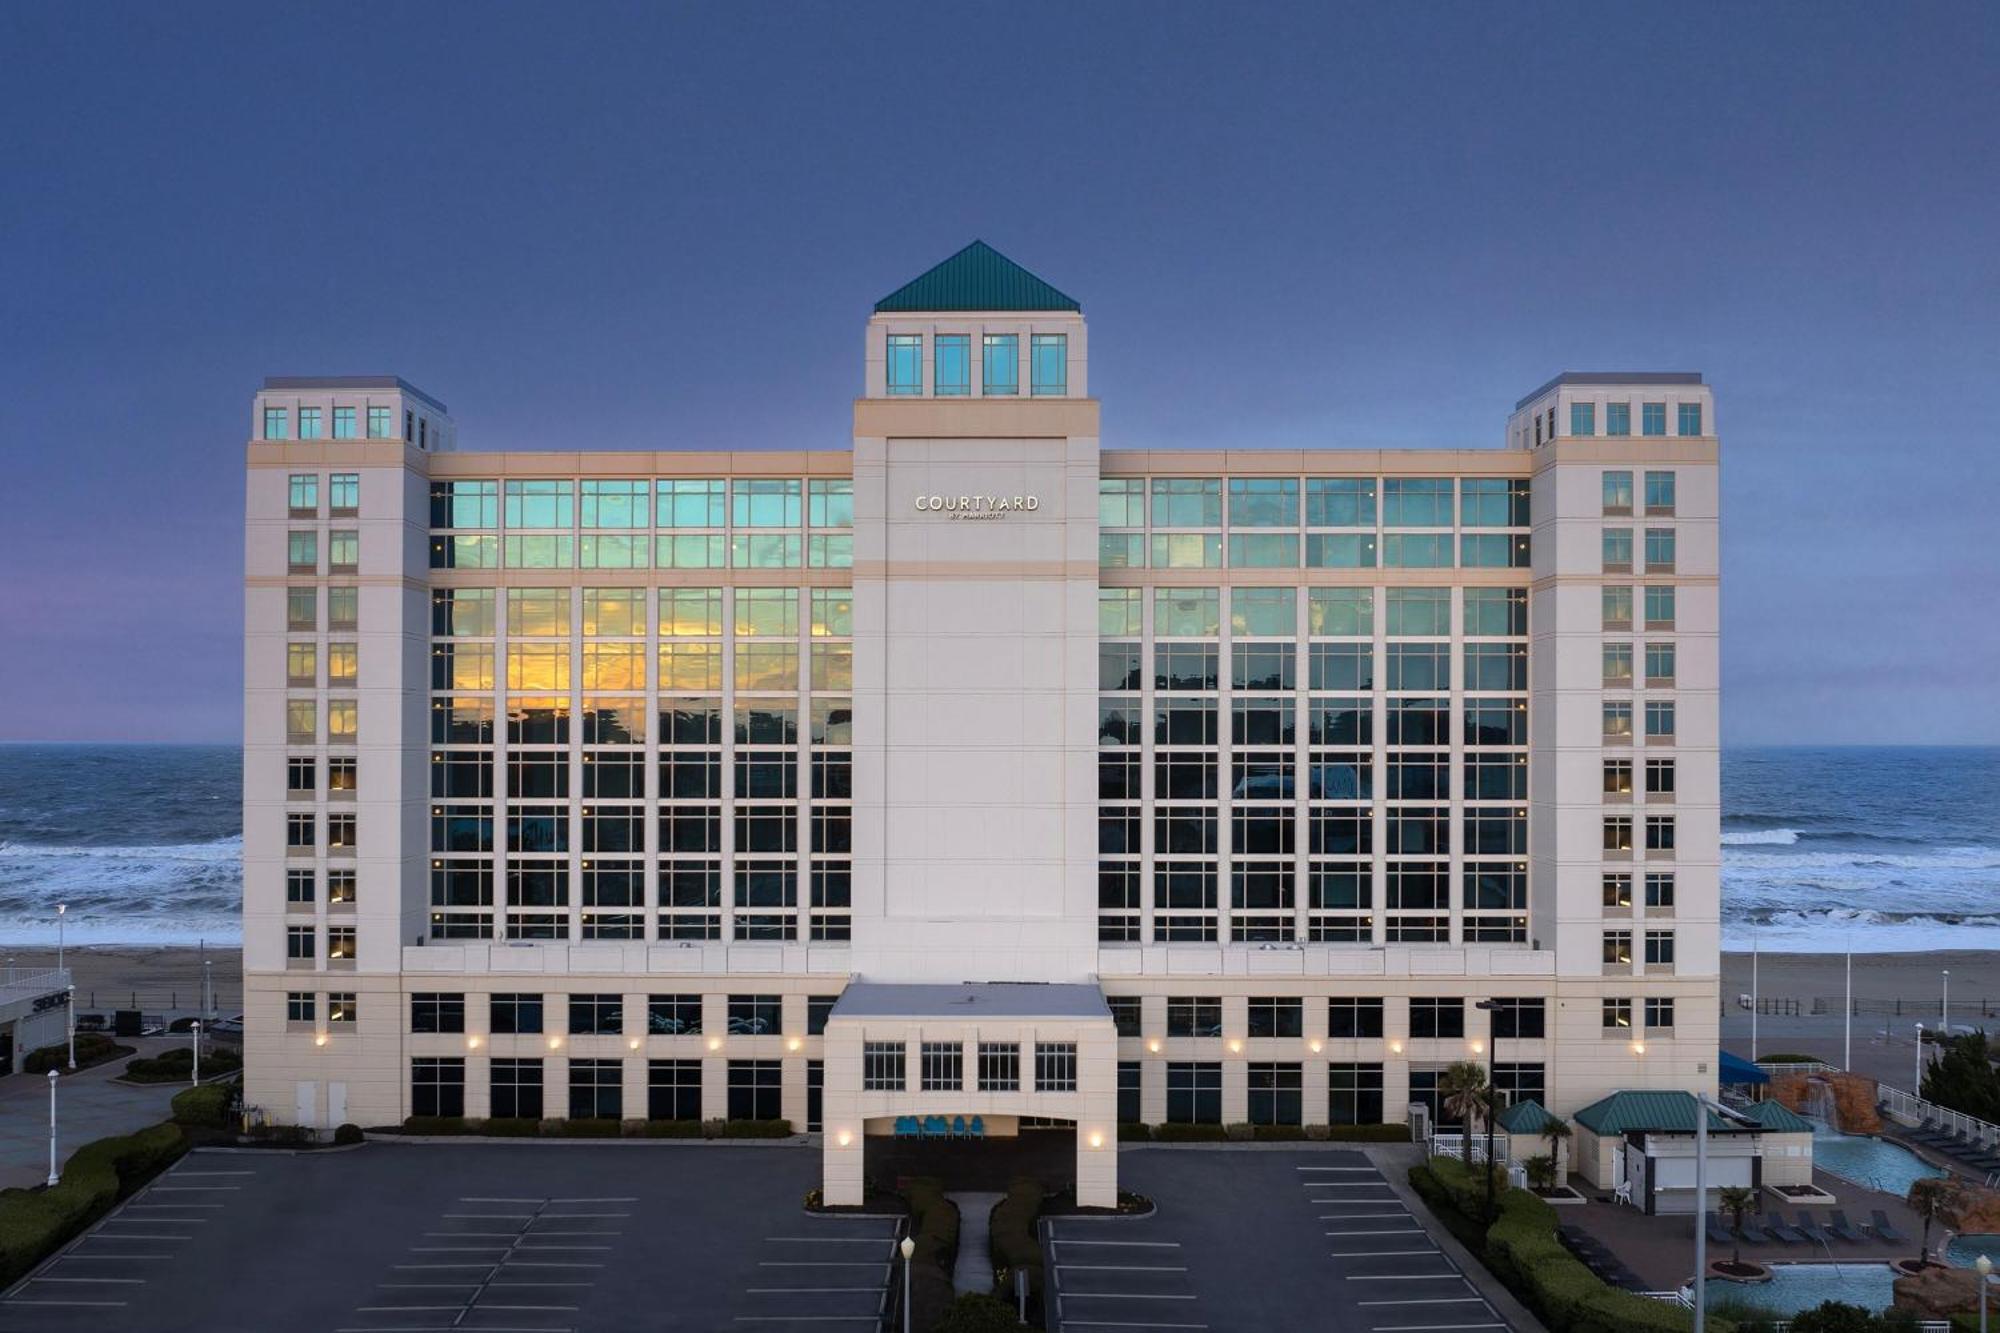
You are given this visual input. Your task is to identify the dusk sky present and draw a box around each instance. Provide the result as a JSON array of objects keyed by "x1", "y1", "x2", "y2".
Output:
[{"x1": 1, "y1": 2, "x2": 1994, "y2": 745}]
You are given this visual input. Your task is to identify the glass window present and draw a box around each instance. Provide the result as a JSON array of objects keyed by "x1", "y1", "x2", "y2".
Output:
[
  {"x1": 1385, "y1": 587, "x2": 1450, "y2": 636},
  {"x1": 329, "y1": 473, "x2": 359, "y2": 514},
  {"x1": 331, "y1": 406, "x2": 356, "y2": 439},
  {"x1": 1308, "y1": 588, "x2": 1372, "y2": 637},
  {"x1": 1678, "y1": 403, "x2": 1703, "y2": 436},
  {"x1": 1034, "y1": 1042, "x2": 1078, "y2": 1092},
  {"x1": 1227, "y1": 533, "x2": 1298, "y2": 568},
  {"x1": 1381, "y1": 478, "x2": 1452, "y2": 527},
  {"x1": 1645, "y1": 701, "x2": 1676, "y2": 738},
  {"x1": 298, "y1": 406, "x2": 323, "y2": 440},
  {"x1": 1306, "y1": 478, "x2": 1375, "y2": 527},
  {"x1": 328, "y1": 530, "x2": 358, "y2": 570},
  {"x1": 732, "y1": 479, "x2": 801, "y2": 528},
  {"x1": 262, "y1": 406, "x2": 289, "y2": 440},
  {"x1": 287, "y1": 531, "x2": 317, "y2": 572},
  {"x1": 1099, "y1": 479, "x2": 1144, "y2": 528},
  {"x1": 1460, "y1": 478, "x2": 1528, "y2": 527},
  {"x1": 1570, "y1": 402, "x2": 1596, "y2": 436},
  {"x1": 920, "y1": 1041, "x2": 964, "y2": 1092},
  {"x1": 504, "y1": 480, "x2": 573, "y2": 529},
  {"x1": 366, "y1": 406, "x2": 392, "y2": 439},
  {"x1": 659, "y1": 479, "x2": 726, "y2": 527},
  {"x1": 1228, "y1": 478, "x2": 1298, "y2": 527},
  {"x1": 1603, "y1": 701, "x2": 1633, "y2": 737},
  {"x1": 863, "y1": 1041, "x2": 905, "y2": 1091},
  {"x1": 1152, "y1": 533, "x2": 1221, "y2": 568},
  {"x1": 808, "y1": 480, "x2": 852, "y2": 528},
  {"x1": 1030, "y1": 333, "x2": 1066, "y2": 395},
  {"x1": 1166, "y1": 1063, "x2": 1222, "y2": 1124},
  {"x1": 885, "y1": 333, "x2": 923, "y2": 395},
  {"x1": 287, "y1": 474, "x2": 319, "y2": 514},
  {"x1": 1231, "y1": 588, "x2": 1294, "y2": 637},
  {"x1": 1462, "y1": 587, "x2": 1526, "y2": 637},
  {"x1": 1645, "y1": 585, "x2": 1676, "y2": 628},
  {"x1": 1151, "y1": 477, "x2": 1221, "y2": 528},
  {"x1": 578, "y1": 480, "x2": 649, "y2": 528},
  {"x1": 1644, "y1": 471, "x2": 1676, "y2": 514},
  {"x1": 1381, "y1": 533, "x2": 1452, "y2": 568},
  {"x1": 1460, "y1": 534, "x2": 1528, "y2": 568},
  {"x1": 1642, "y1": 402, "x2": 1667, "y2": 436},
  {"x1": 1645, "y1": 642, "x2": 1676, "y2": 683},
  {"x1": 1603, "y1": 586, "x2": 1634, "y2": 628},
  {"x1": 934, "y1": 334, "x2": 970, "y2": 396},
  {"x1": 1606, "y1": 402, "x2": 1631, "y2": 436},
  {"x1": 1328, "y1": 1063, "x2": 1384, "y2": 1125},
  {"x1": 982, "y1": 333, "x2": 1019, "y2": 395},
  {"x1": 411, "y1": 1057, "x2": 465, "y2": 1118},
  {"x1": 1645, "y1": 528, "x2": 1676, "y2": 571},
  {"x1": 1154, "y1": 588, "x2": 1220, "y2": 637},
  {"x1": 1602, "y1": 528, "x2": 1633, "y2": 570},
  {"x1": 1602, "y1": 471, "x2": 1634, "y2": 513}
]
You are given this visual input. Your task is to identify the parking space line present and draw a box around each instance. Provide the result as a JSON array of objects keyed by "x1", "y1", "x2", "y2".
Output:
[
  {"x1": 549, "y1": 1197, "x2": 637, "y2": 1203},
  {"x1": 1325, "y1": 1228, "x2": 1425, "y2": 1236},
  {"x1": 1056, "y1": 1264, "x2": 1188, "y2": 1272},
  {"x1": 1370, "y1": 1324, "x2": 1507, "y2": 1331},
  {"x1": 1296, "y1": 1166, "x2": 1378, "y2": 1171},
  {"x1": 1049, "y1": 1239, "x2": 1180, "y2": 1247},
  {"x1": 1345, "y1": 1271, "x2": 1459, "y2": 1280},
  {"x1": 763, "y1": 1236, "x2": 894, "y2": 1243},
  {"x1": 3, "y1": 1299, "x2": 132, "y2": 1307},
  {"x1": 164, "y1": 1169, "x2": 254, "y2": 1176},
  {"x1": 1329, "y1": 1248, "x2": 1440, "y2": 1257},
  {"x1": 1360, "y1": 1298, "x2": 1492, "y2": 1306},
  {"x1": 28, "y1": 1276, "x2": 147, "y2": 1284},
  {"x1": 1059, "y1": 1324, "x2": 1209, "y2": 1330}
]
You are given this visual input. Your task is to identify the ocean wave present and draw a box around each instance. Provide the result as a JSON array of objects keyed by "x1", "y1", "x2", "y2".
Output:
[
  {"x1": 0, "y1": 835, "x2": 242, "y2": 946},
  {"x1": 1721, "y1": 909, "x2": 2000, "y2": 954},
  {"x1": 1721, "y1": 828, "x2": 1802, "y2": 846}
]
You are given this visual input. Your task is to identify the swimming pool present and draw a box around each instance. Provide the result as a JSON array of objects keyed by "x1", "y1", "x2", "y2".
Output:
[
  {"x1": 1712, "y1": 1263, "x2": 1899, "y2": 1315},
  {"x1": 1809, "y1": 1117, "x2": 1949, "y2": 1196},
  {"x1": 1947, "y1": 1235, "x2": 2000, "y2": 1268}
]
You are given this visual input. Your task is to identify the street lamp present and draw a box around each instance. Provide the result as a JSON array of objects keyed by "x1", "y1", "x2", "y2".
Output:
[
  {"x1": 1474, "y1": 999, "x2": 1503, "y2": 1220},
  {"x1": 55, "y1": 903, "x2": 66, "y2": 975},
  {"x1": 1943, "y1": 970, "x2": 1952, "y2": 1033},
  {"x1": 66, "y1": 984, "x2": 75, "y2": 1070},
  {"x1": 192, "y1": 1021, "x2": 202, "y2": 1087},
  {"x1": 898, "y1": 1235, "x2": 915, "y2": 1333},
  {"x1": 1916, "y1": 1023, "x2": 1926, "y2": 1090},
  {"x1": 1977, "y1": 1253, "x2": 1991, "y2": 1333},
  {"x1": 205, "y1": 958, "x2": 214, "y2": 1023},
  {"x1": 45, "y1": 1070, "x2": 60, "y2": 1188}
]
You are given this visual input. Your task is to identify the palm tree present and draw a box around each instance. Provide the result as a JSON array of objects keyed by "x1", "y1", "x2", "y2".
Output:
[
  {"x1": 1717, "y1": 1185, "x2": 1757, "y2": 1267},
  {"x1": 1438, "y1": 1061, "x2": 1491, "y2": 1169},
  {"x1": 1907, "y1": 1176, "x2": 1956, "y2": 1265},
  {"x1": 1540, "y1": 1115, "x2": 1572, "y2": 1186}
]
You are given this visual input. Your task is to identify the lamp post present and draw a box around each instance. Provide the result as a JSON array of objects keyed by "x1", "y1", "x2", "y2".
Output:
[
  {"x1": 1916, "y1": 1023, "x2": 1926, "y2": 1090},
  {"x1": 205, "y1": 958, "x2": 214, "y2": 1023},
  {"x1": 1977, "y1": 1253, "x2": 1991, "y2": 1333},
  {"x1": 898, "y1": 1235, "x2": 915, "y2": 1333},
  {"x1": 1944, "y1": 969, "x2": 1952, "y2": 1033},
  {"x1": 192, "y1": 1021, "x2": 202, "y2": 1087},
  {"x1": 55, "y1": 903, "x2": 65, "y2": 976},
  {"x1": 45, "y1": 1070, "x2": 60, "y2": 1188},
  {"x1": 57, "y1": 905, "x2": 73, "y2": 1070},
  {"x1": 1474, "y1": 999, "x2": 1502, "y2": 1220},
  {"x1": 66, "y1": 984, "x2": 75, "y2": 1070}
]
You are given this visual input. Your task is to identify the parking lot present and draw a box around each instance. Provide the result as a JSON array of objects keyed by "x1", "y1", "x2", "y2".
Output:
[
  {"x1": 1048, "y1": 1147, "x2": 1520, "y2": 1333},
  {"x1": 0, "y1": 1142, "x2": 893, "y2": 1333}
]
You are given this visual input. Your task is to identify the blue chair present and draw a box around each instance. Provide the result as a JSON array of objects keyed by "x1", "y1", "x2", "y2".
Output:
[
  {"x1": 924, "y1": 1115, "x2": 948, "y2": 1138},
  {"x1": 952, "y1": 1116, "x2": 967, "y2": 1137},
  {"x1": 968, "y1": 1116, "x2": 985, "y2": 1138},
  {"x1": 894, "y1": 1115, "x2": 918, "y2": 1138}
]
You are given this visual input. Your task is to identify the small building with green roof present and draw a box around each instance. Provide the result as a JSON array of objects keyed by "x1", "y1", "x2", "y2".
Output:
[{"x1": 1566, "y1": 1089, "x2": 1805, "y2": 1214}]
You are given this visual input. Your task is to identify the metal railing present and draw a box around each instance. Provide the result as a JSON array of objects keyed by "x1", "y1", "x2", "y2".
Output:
[
  {"x1": 1757, "y1": 1060, "x2": 1840, "y2": 1077},
  {"x1": 0, "y1": 968, "x2": 69, "y2": 1002},
  {"x1": 1879, "y1": 1082, "x2": 2000, "y2": 1149},
  {"x1": 1429, "y1": 1132, "x2": 1510, "y2": 1165}
]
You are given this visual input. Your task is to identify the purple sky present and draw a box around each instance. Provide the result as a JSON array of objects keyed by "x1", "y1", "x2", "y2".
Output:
[{"x1": 1, "y1": 2, "x2": 1995, "y2": 744}]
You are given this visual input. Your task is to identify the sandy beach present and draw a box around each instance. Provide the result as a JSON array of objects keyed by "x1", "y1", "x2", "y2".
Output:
[{"x1": 0, "y1": 943, "x2": 244, "y2": 1017}]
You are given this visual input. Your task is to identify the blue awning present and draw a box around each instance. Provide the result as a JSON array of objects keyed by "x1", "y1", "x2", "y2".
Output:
[{"x1": 1719, "y1": 1050, "x2": 1770, "y2": 1085}]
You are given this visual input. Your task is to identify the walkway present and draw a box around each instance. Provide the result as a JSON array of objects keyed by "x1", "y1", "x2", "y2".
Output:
[
  {"x1": 949, "y1": 1191, "x2": 1000, "y2": 1294},
  {"x1": 0, "y1": 1038, "x2": 187, "y2": 1189}
]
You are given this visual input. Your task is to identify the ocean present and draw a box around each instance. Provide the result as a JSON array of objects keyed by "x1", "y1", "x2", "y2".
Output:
[{"x1": 0, "y1": 744, "x2": 1995, "y2": 951}]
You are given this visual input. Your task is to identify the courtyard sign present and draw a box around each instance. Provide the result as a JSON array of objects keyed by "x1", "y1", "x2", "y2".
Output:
[{"x1": 912, "y1": 494, "x2": 1040, "y2": 520}]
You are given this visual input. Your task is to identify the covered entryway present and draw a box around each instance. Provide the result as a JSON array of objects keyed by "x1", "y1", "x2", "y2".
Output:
[{"x1": 821, "y1": 981, "x2": 1119, "y2": 1208}]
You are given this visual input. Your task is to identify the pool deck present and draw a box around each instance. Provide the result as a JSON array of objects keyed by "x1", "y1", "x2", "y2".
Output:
[{"x1": 1568, "y1": 1167, "x2": 1935, "y2": 1291}]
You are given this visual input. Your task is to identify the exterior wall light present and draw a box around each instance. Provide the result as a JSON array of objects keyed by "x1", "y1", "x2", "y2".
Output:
[
  {"x1": 467, "y1": 1035, "x2": 482, "y2": 1050},
  {"x1": 836, "y1": 1129, "x2": 852, "y2": 1147},
  {"x1": 1632, "y1": 1041, "x2": 1647, "y2": 1055},
  {"x1": 314, "y1": 1033, "x2": 328, "y2": 1047},
  {"x1": 1088, "y1": 1131, "x2": 1104, "y2": 1150},
  {"x1": 707, "y1": 1036, "x2": 723, "y2": 1052},
  {"x1": 1227, "y1": 1039, "x2": 1242, "y2": 1054},
  {"x1": 547, "y1": 1036, "x2": 563, "y2": 1051},
  {"x1": 1307, "y1": 1039, "x2": 1323, "y2": 1054},
  {"x1": 1146, "y1": 1039, "x2": 1161, "y2": 1054},
  {"x1": 1388, "y1": 1040, "x2": 1404, "y2": 1055},
  {"x1": 787, "y1": 1037, "x2": 802, "y2": 1052},
  {"x1": 628, "y1": 1039, "x2": 641, "y2": 1051},
  {"x1": 1468, "y1": 1040, "x2": 1484, "y2": 1055}
]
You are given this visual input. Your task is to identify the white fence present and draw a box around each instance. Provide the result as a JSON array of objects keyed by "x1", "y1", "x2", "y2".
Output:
[
  {"x1": 1756, "y1": 1060, "x2": 1840, "y2": 1078},
  {"x1": 1879, "y1": 1082, "x2": 2000, "y2": 1149},
  {"x1": 1429, "y1": 1132, "x2": 1510, "y2": 1166}
]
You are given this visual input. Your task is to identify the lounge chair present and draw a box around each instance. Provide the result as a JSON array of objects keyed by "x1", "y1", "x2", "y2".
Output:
[
  {"x1": 1737, "y1": 1214, "x2": 1775, "y2": 1244},
  {"x1": 1826, "y1": 1210, "x2": 1865, "y2": 1243},
  {"x1": 1706, "y1": 1211, "x2": 1736, "y2": 1245},
  {"x1": 1762, "y1": 1212, "x2": 1805, "y2": 1244},
  {"x1": 1795, "y1": 1212, "x2": 1830, "y2": 1244},
  {"x1": 1869, "y1": 1210, "x2": 1909, "y2": 1244}
]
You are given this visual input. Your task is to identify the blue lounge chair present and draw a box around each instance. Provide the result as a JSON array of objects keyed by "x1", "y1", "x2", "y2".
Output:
[
  {"x1": 967, "y1": 1115, "x2": 985, "y2": 1138},
  {"x1": 1870, "y1": 1210, "x2": 1909, "y2": 1244},
  {"x1": 1826, "y1": 1210, "x2": 1865, "y2": 1243},
  {"x1": 1795, "y1": 1212, "x2": 1830, "y2": 1244},
  {"x1": 894, "y1": 1115, "x2": 918, "y2": 1137},
  {"x1": 951, "y1": 1116, "x2": 967, "y2": 1137},
  {"x1": 1705, "y1": 1212, "x2": 1734, "y2": 1245},
  {"x1": 1762, "y1": 1212, "x2": 1805, "y2": 1244},
  {"x1": 1737, "y1": 1214, "x2": 1774, "y2": 1244}
]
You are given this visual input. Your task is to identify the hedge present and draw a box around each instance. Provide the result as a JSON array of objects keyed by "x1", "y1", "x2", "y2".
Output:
[
  {"x1": 935, "y1": 1292, "x2": 1026, "y2": 1332},
  {"x1": 0, "y1": 1121, "x2": 188, "y2": 1287},
  {"x1": 1412, "y1": 1156, "x2": 1719, "y2": 1333},
  {"x1": 1151, "y1": 1122, "x2": 1227, "y2": 1142},
  {"x1": 989, "y1": 1176, "x2": 1046, "y2": 1308},
  {"x1": 170, "y1": 1083, "x2": 235, "y2": 1129},
  {"x1": 23, "y1": 1034, "x2": 131, "y2": 1074},
  {"x1": 1121, "y1": 1121, "x2": 1409, "y2": 1143},
  {"x1": 124, "y1": 1046, "x2": 243, "y2": 1083},
  {"x1": 901, "y1": 1177, "x2": 960, "y2": 1330}
]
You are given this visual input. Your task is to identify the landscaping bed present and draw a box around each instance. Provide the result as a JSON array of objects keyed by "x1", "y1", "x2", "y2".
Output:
[
  {"x1": 1118, "y1": 1120, "x2": 1408, "y2": 1143},
  {"x1": 120, "y1": 1045, "x2": 243, "y2": 1083},
  {"x1": 384, "y1": 1115, "x2": 795, "y2": 1139},
  {"x1": 20, "y1": 1033, "x2": 135, "y2": 1075}
]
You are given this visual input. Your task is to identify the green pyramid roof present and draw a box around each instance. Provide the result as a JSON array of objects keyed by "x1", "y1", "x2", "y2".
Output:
[
  {"x1": 874, "y1": 240, "x2": 1080, "y2": 313},
  {"x1": 1496, "y1": 1098, "x2": 1559, "y2": 1135},
  {"x1": 1573, "y1": 1090, "x2": 1744, "y2": 1135},
  {"x1": 1735, "y1": 1099, "x2": 1814, "y2": 1132}
]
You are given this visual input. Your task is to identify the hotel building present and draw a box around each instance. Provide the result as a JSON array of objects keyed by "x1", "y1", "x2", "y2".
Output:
[{"x1": 242, "y1": 241, "x2": 1720, "y2": 1205}]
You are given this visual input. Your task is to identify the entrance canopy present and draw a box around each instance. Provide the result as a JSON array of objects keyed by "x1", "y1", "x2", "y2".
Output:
[{"x1": 828, "y1": 980, "x2": 1112, "y2": 1021}]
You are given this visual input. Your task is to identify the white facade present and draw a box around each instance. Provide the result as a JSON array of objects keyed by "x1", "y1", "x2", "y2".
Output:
[{"x1": 240, "y1": 246, "x2": 1721, "y2": 1209}]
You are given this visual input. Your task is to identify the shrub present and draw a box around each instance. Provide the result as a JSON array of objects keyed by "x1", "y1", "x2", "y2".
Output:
[
  {"x1": 640, "y1": 1119, "x2": 704, "y2": 1138},
  {"x1": 1253, "y1": 1124, "x2": 1308, "y2": 1141},
  {"x1": 124, "y1": 1045, "x2": 243, "y2": 1083},
  {"x1": 1224, "y1": 1121, "x2": 1255, "y2": 1142},
  {"x1": 989, "y1": 1177, "x2": 1045, "y2": 1307},
  {"x1": 23, "y1": 1033, "x2": 128, "y2": 1074},
  {"x1": 1325, "y1": 1123, "x2": 1410, "y2": 1142},
  {"x1": 719, "y1": 1118, "x2": 792, "y2": 1138},
  {"x1": 476, "y1": 1117, "x2": 542, "y2": 1137},
  {"x1": 1118, "y1": 1121, "x2": 1152, "y2": 1142},
  {"x1": 333, "y1": 1123, "x2": 364, "y2": 1146},
  {"x1": 1150, "y1": 1122, "x2": 1227, "y2": 1142},
  {"x1": 402, "y1": 1115, "x2": 472, "y2": 1135},
  {"x1": 0, "y1": 1121, "x2": 188, "y2": 1287},
  {"x1": 169, "y1": 1082, "x2": 234, "y2": 1129},
  {"x1": 550, "y1": 1118, "x2": 621, "y2": 1138},
  {"x1": 934, "y1": 1292, "x2": 1025, "y2": 1332}
]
